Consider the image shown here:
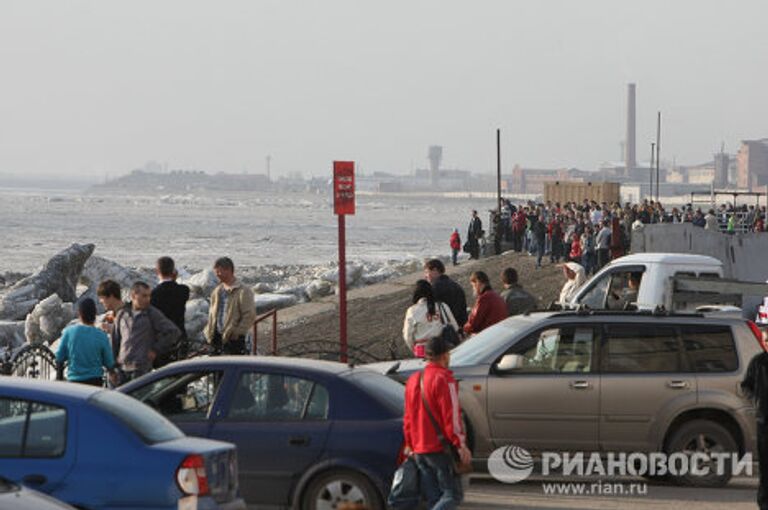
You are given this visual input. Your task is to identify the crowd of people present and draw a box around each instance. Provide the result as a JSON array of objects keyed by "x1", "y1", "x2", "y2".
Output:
[
  {"x1": 402, "y1": 259, "x2": 537, "y2": 359},
  {"x1": 55, "y1": 256, "x2": 256, "y2": 386},
  {"x1": 452, "y1": 198, "x2": 767, "y2": 277}
]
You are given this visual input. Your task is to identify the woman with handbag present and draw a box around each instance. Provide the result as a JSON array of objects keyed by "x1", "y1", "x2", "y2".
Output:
[
  {"x1": 399, "y1": 334, "x2": 472, "y2": 510},
  {"x1": 402, "y1": 280, "x2": 459, "y2": 358}
]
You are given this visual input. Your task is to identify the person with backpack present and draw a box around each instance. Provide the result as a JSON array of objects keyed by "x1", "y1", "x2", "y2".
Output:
[
  {"x1": 403, "y1": 280, "x2": 459, "y2": 358},
  {"x1": 402, "y1": 334, "x2": 471, "y2": 509}
]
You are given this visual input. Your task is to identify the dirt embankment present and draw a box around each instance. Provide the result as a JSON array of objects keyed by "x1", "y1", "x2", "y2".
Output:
[{"x1": 265, "y1": 251, "x2": 565, "y2": 362}]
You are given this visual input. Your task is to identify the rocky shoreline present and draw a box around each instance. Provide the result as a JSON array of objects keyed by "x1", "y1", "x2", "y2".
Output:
[
  {"x1": 270, "y1": 250, "x2": 565, "y2": 362},
  {"x1": 0, "y1": 242, "x2": 565, "y2": 362}
]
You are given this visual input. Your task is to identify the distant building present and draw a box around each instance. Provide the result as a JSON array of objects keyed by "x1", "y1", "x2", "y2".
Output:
[
  {"x1": 509, "y1": 165, "x2": 588, "y2": 195},
  {"x1": 737, "y1": 139, "x2": 768, "y2": 190}
]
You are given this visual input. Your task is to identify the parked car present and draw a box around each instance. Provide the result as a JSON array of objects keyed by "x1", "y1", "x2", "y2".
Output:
[
  {"x1": 0, "y1": 378, "x2": 245, "y2": 510},
  {"x1": 370, "y1": 310, "x2": 766, "y2": 487},
  {"x1": 0, "y1": 476, "x2": 75, "y2": 510},
  {"x1": 119, "y1": 356, "x2": 405, "y2": 510}
]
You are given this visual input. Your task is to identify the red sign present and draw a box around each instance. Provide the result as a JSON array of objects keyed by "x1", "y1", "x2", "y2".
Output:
[{"x1": 333, "y1": 161, "x2": 355, "y2": 215}]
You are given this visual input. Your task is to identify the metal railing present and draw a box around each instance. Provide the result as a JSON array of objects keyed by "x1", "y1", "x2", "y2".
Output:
[
  {"x1": 1, "y1": 344, "x2": 59, "y2": 380},
  {"x1": 251, "y1": 309, "x2": 278, "y2": 355}
]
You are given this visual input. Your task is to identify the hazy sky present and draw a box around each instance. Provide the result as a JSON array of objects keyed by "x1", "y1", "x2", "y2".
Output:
[{"x1": 1, "y1": 0, "x2": 766, "y2": 179}]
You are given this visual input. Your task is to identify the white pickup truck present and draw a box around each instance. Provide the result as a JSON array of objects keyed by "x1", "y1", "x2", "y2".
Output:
[{"x1": 568, "y1": 252, "x2": 768, "y2": 319}]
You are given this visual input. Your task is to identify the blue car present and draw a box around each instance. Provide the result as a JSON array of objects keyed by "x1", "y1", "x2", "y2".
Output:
[
  {"x1": 0, "y1": 378, "x2": 245, "y2": 510},
  {"x1": 119, "y1": 357, "x2": 405, "y2": 510}
]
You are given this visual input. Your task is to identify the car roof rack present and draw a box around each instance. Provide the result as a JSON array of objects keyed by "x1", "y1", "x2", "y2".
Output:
[{"x1": 547, "y1": 309, "x2": 705, "y2": 319}]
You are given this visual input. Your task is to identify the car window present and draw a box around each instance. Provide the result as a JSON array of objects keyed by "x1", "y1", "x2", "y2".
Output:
[
  {"x1": 228, "y1": 372, "x2": 328, "y2": 421},
  {"x1": 90, "y1": 390, "x2": 184, "y2": 444},
  {"x1": 25, "y1": 402, "x2": 67, "y2": 457},
  {"x1": 681, "y1": 325, "x2": 738, "y2": 372},
  {"x1": 577, "y1": 266, "x2": 645, "y2": 310},
  {"x1": 512, "y1": 326, "x2": 595, "y2": 373},
  {"x1": 578, "y1": 276, "x2": 611, "y2": 309},
  {"x1": 129, "y1": 371, "x2": 224, "y2": 421},
  {"x1": 603, "y1": 324, "x2": 681, "y2": 373},
  {"x1": 0, "y1": 398, "x2": 66, "y2": 458},
  {"x1": 450, "y1": 317, "x2": 534, "y2": 367}
]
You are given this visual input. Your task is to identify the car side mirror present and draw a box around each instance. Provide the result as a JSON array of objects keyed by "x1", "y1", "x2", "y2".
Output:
[{"x1": 495, "y1": 354, "x2": 524, "y2": 373}]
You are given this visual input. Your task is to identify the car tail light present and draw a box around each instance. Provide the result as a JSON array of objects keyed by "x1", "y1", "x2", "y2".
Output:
[
  {"x1": 176, "y1": 454, "x2": 210, "y2": 496},
  {"x1": 747, "y1": 320, "x2": 768, "y2": 352},
  {"x1": 396, "y1": 442, "x2": 408, "y2": 465}
]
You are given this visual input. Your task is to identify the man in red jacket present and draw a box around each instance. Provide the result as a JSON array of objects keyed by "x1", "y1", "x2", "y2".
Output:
[
  {"x1": 403, "y1": 335, "x2": 471, "y2": 510},
  {"x1": 463, "y1": 271, "x2": 508, "y2": 336}
]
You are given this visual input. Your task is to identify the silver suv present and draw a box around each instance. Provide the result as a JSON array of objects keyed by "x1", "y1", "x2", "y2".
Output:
[{"x1": 377, "y1": 311, "x2": 765, "y2": 487}]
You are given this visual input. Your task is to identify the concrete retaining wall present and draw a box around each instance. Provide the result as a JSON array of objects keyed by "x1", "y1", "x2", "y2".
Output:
[{"x1": 631, "y1": 224, "x2": 768, "y2": 283}]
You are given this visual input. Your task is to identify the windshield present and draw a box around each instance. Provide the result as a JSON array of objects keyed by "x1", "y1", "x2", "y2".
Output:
[
  {"x1": 450, "y1": 317, "x2": 535, "y2": 367},
  {"x1": 89, "y1": 390, "x2": 184, "y2": 445}
]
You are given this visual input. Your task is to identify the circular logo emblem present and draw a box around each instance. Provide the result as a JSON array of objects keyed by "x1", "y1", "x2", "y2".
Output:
[{"x1": 487, "y1": 445, "x2": 534, "y2": 484}]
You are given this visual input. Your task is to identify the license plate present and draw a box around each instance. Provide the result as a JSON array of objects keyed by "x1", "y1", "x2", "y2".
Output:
[{"x1": 178, "y1": 495, "x2": 198, "y2": 510}]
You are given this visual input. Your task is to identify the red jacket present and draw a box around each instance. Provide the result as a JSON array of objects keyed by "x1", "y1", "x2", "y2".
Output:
[
  {"x1": 449, "y1": 232, "x2": 461, "y2": 250},
  {"x1": 404, "y1": 363, "x2": 466, "y2": 454},
  {"x1": 463, "y1": 288, "x2": 508, "y2": 334},
  {"x1": 569, "y1": 238, "x2": 582, "y2": 260}
]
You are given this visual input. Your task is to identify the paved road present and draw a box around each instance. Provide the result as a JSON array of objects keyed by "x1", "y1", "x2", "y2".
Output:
[{"x1": 462, "y1": 475, "x2": 759, "y2": 509}]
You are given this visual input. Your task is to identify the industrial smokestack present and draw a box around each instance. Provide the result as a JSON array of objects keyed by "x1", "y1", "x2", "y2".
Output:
[{"x1": 625, "y1": 83, "x2": 636, "y2": 177}]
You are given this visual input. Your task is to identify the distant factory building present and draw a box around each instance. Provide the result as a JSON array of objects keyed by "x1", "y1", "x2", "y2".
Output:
[
  {"x1": 737, "y1": 139, "x2": 768, "y2": 190},
  {"x1": 509, "y1": 165, "x2": 589, "y2": 195}
]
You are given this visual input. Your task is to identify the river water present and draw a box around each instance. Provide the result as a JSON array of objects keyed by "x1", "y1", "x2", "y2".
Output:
[{"x1": 0, "y1": 188, "x2": 497, "y2": 275}]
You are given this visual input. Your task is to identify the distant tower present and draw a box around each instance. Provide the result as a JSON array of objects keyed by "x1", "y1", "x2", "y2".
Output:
[
  {"x1": 625, "y1": 83, "x2": 637, "y2": 177},
  {"x1": 714, "y1": 143, "x2": 729, "y2": 188},
  {"x1": 428, "y1": 145, "x2": 443, "y2": 186},
  {"x1": 266, "y1": 155, "x2": 272, "y2": 181}
]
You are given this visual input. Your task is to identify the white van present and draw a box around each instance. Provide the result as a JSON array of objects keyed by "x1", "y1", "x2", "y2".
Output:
[{"x1": 570, "y1": 253, "x2": 723, "y2": 311}]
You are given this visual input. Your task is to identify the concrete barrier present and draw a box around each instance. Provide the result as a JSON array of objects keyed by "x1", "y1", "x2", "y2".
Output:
[{"x1": 631, "y1": 224, "x2": 768, "y2": 283}]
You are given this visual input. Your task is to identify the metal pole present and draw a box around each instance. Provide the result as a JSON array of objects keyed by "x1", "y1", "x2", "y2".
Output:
[
  {"x1": 656, "y1": 112, "x2": 661, "y2": 202},
  {"x1": 338, "y1": 214, "x2": 348, "y2": 363},
  {"x1": 252, "y1": 322, "x2": 258, "y2": 355},
  {"x1": 650, "y1": 142, "x2": 655, "y2": 200},
  {"x1": 496, "y1": 128, "x2": 502, "y2": 214},
  {"x1": 271, "y1": 311, "x2": 277, "y2": 356}
]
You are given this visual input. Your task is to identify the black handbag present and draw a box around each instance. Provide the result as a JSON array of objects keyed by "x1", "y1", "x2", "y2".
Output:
[
  {"x1": 437, "y1": 303, "x2": 460, "y2": 348},
  {"x1": 387, "y1": 456, "x2": 420, "y2": 510},
  {"x1": 419, "y1": 372, "x2": 473, "y2": 475}
]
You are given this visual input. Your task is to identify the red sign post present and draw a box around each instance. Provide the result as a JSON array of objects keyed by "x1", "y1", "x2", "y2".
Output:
[{"x1": 333, "y1": 161, "x2": 355, "y2": 363}]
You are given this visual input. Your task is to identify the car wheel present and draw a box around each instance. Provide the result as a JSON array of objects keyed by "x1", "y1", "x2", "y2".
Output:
[
  {"x1": 666, "y1": 419, "x2": 738, "y2": 487},
  {"x1": 301, "y1": 469, "x2": 382, "y2": 510}
]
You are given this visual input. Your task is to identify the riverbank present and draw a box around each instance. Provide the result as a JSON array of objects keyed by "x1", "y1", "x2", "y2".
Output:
[{"x1": 268, "y1": 250, "x2": 565, "y2": 361}]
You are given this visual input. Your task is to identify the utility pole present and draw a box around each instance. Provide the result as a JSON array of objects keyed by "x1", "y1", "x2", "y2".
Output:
[
  {"x1": 496, "y1": 129, "x2": 502, "y2": 214},
  {"x1": 650, "y1": 142, "x2": 655, "y2": 200},
  {"x1": 655, "y1": 112, "x2": 661, "y2": 202}
]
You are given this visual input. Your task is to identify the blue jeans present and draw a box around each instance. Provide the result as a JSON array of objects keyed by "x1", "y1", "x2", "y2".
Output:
[{"x1": 415, "y1": 453, "x2": 463, "y2": 510}]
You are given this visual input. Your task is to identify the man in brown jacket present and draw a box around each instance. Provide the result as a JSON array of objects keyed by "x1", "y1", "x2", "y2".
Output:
[{"x1": 204, "y1": 257, "x2": 256, "y2": 355}]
